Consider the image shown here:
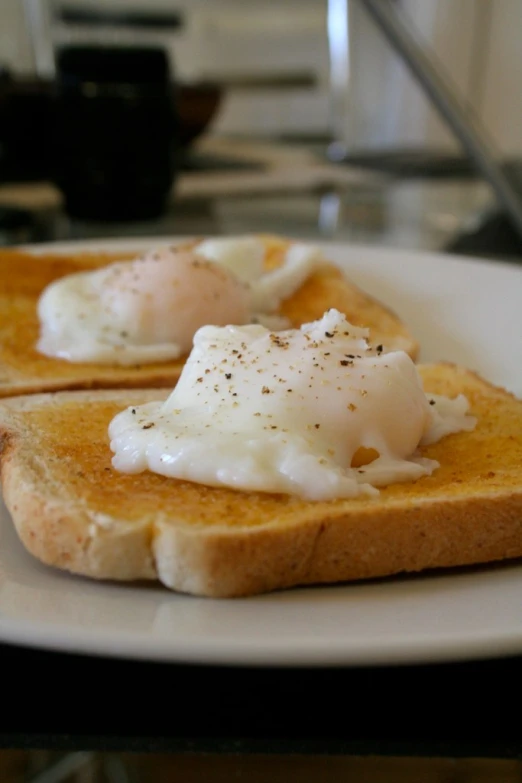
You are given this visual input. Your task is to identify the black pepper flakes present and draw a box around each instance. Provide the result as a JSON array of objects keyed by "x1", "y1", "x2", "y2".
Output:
[
  {"x1": 270, "y1": 334, "x2": 290, "y2": 349},
  {"x1": 225, "y1": 373, "x2": 232, "y2": 379},
  {"x1": 429, "y1": 399, "x2": 436, "y2": 405}
]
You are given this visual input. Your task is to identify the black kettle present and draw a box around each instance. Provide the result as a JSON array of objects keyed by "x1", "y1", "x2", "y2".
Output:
[{"x1": 51, "y1": 45, "x2": 180, "y2": 222}]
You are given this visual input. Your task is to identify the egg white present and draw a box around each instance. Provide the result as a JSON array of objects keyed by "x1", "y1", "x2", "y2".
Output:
[
  {"x1": 36, "y1": 238, "x2": 325, "y2": 365},
  {"x1": 109, "y1": 310, "x2": 476, "y2": 500}
]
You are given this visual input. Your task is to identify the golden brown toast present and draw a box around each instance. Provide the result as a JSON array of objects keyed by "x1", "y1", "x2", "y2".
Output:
[
  {"x1": 0, "y1": 235, "x2": 418, "y2": 397},
  {"x1": 0, "y1": 364, "x2": 521, "y2": 597}
]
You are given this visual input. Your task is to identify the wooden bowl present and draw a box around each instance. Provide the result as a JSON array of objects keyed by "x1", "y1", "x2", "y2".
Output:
[{"x1": 176, "y1": 82, "x2": 223, "y2": 146}]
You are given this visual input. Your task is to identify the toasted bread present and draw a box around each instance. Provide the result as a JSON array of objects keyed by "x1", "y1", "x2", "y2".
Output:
[
  {"x1": 0, "y1": 364, "x2": 521, "y2": 597},
  {"x1": 0, "y1": 235, "x2": 418, "y2": 398}
]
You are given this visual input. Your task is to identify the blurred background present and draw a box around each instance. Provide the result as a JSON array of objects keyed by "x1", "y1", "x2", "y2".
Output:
[
  {"x1": 0, "y1": 0, "x2": 521, "y2": 253},
  {"x1": 1, "y1": 3, "x2": 522, "y2": 779}
]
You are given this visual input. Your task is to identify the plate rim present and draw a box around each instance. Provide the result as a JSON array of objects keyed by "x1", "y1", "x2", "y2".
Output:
[{"x1": 16, "y1": 234, "x2": 522, "y2": 276}]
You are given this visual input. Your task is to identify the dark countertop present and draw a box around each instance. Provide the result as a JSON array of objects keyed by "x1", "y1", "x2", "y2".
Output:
[
  {"x1": 0, "y1": 641, "x2": 521, "y2": 755},
  {"x1": 0, "y1": 137, "x2": 507, "y2": 257}
]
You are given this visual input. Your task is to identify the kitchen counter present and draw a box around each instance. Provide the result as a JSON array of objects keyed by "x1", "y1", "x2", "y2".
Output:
[{"x1": 0, "y1": 136, "x2": 499, "y2": 257}]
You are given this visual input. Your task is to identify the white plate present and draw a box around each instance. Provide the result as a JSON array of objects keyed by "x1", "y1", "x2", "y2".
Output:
[{"x1": 1, "y1": 239, "x2": 522, "y2": 667}]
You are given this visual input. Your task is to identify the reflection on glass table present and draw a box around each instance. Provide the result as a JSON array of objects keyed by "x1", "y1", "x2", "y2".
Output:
[
  {"x1": 12, "y1": 178, "x2": 494, "y2": 258},
  {"x1": 4, "y1": 750, "x2": 522, "y2": 783}
]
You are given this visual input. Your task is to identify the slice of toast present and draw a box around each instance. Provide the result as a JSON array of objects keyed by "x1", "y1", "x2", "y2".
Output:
[
  {"x1": 0, "y1": 235, "x2": 418, "y2": 398},
  {"x1": 0, "y1": 364, "x2": 521, "y2": 597}
]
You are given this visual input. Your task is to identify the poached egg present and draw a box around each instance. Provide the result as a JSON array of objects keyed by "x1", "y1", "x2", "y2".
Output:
[
  {"x1": 36, "y1": 237, "x2": 324, "y2": 365},
  {"x1": 109, "y1": 310, "x2": 476, "y2": 500}
]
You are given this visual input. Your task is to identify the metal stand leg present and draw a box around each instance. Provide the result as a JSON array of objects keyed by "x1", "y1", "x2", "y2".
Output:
[
  {"x1": 26, "y1": 753, "x2": 95, "y2": 783},
  {"x1": 358, "y1": 0, "x2": 522, "y2": 240},
  {"x1": 24, "y1": 752, "x2": 135, "y2": 783},
  {"x1": 326, "y1": 0, "x2": 522, "y2": 240}
]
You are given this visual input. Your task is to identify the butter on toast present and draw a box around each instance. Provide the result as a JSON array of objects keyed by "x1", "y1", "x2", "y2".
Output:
[
  {"x1": 0, "y1": 236, "x2": 418, "y2": 398},
  {"x1": 0, "y1": 364, "x2": 521, "y2": 597}
]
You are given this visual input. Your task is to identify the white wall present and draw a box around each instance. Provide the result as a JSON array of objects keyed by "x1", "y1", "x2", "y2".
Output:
[
  {"x1": 0, "y1": 0, "x2": 35, "y2": 74},
  {"x1": 0, "y1": 0, "x2": 521, "y2": 154},
  {"x1": 345, "y1": 0, "x2": 522, "y2": 156},
  {"x1": 480, "y1": 0, "x2": 522, "y2": 156}
]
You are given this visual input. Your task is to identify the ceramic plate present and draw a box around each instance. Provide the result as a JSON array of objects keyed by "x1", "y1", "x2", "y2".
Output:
[{"x1": 0, "y1": 239, "x2": 521, "y2": 666}]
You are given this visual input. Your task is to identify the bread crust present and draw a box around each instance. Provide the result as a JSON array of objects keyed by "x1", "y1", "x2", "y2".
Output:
[
  {"x1": 1, "y1": 365, "x2": 521, "y2": 597},
  {"x1": 152, "y1": 491, "x2": 522, "y2": 597},
  {"x1": 0, "y1": 236, "x2": 418, "y2": 397}
]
